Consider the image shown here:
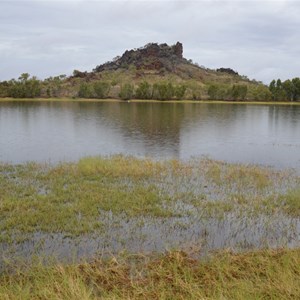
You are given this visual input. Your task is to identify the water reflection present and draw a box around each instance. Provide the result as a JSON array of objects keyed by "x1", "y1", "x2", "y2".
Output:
[{"x1": 0, "y1": 101, "x2": 299, "y2": 170}]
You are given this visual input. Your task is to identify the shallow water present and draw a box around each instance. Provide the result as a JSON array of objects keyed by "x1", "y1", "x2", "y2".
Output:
[
  {"x1": 0, "y1": 101, "x2": 300, "y2": 171},
  {"x1": 1, "y1": 212, "x2": 299, "y2": 269}
]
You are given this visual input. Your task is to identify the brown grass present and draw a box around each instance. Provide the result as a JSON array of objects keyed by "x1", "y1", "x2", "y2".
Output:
[{"x1": 0, "y1": 249, "x2": 299, "y2": 299}]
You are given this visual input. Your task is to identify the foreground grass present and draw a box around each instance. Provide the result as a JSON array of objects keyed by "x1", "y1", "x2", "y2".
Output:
[
  {"x1": 0, "y1": 156, "x2": 299, "y2": 242},
  {"x1": 0, "y1": 249, "x2": 299, "y2": 299},
  {"x1": 0, "y1": 157, "x2": 299, "y2": 298}
]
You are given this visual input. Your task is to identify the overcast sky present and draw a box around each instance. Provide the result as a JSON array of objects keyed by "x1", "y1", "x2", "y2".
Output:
[{"x1": 0, "y1": 0, "x2": 299, "y2": 83}]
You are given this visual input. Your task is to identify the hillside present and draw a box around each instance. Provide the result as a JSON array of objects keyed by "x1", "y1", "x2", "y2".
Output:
[
  {"x1": 66, "y1": 42, "x2": 270, "y2": 100},
  {"x1": 0, "y1": 42, "x2": 272, "y2": 101},
  {"x1": 92, "y1": 42, "x2": 243, "y2": 84}
]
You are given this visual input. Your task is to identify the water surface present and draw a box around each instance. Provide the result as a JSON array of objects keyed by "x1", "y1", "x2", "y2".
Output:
[{"x1": 0, "y1": 101, "x2": 300, "y2": 170}]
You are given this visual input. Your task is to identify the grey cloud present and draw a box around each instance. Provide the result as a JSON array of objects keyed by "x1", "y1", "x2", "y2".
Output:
[{"x1": 0, "y1": 0, "x2": 299, "y2": 83}]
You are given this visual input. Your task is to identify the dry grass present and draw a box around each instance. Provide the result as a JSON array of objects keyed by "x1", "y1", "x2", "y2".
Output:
[{"x1": 0, "y1": 249, "x2": 299, "y2": 299}]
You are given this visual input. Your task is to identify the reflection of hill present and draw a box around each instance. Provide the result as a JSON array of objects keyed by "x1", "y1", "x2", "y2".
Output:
[
  {"x1": 73, "y1": 102, "x2": 248, "y2": 158},
  {"x1": 74, "y1": 102, "x2": 185, "y2": 157}
]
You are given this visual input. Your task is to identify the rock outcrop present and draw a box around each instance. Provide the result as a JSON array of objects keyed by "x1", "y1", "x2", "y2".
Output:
[
  {"x1": 94, "y1": 42, "x2": 184, "y2": 73},
  {"x1": 217, "y1": 68, "x2": 239, "y2": 76}
]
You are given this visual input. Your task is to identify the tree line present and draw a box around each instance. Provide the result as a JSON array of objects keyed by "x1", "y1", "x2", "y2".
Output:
[
  {"x1": 78, "y1": 81, "x2": 187, "y2": 100},
  {"x1": 269, "y1": 78, "x2": 300, "y2": 101},
  {"x1": 1, "y1": 72, "x2": 300, "y2": 101},
  {"x1": 0, "y1": 73, "x2": 67, "y2": 98}
]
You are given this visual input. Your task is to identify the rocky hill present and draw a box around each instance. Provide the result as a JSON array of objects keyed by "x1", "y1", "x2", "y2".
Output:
[
  {"x1": 84, "y1": 42, "x2": 250, "y2": 87},
  {"x1": 94, "y1": 42, "x2": 184, "y2": 73}
]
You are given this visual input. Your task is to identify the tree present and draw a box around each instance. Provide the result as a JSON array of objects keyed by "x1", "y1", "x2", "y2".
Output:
[
  {"x1": 230, "y1": 85, "x2": 247, "y2": 100},
  {"x1": 282, "y1": 80, "x2": 294, "y2": 101},
  {"x1": 269, "y1": 80, "x2": 276, "y2": 99},
  {"x1": 135, "y1": 81, "x2": 152, "y2": 99},
  {"x1": 269, "y1": 78, "x2": 287, "y2": 101},
  {"x1": 152, "y1": 82, "x2": 174, "y2": 100},
  {"x1": 251, "y1": 85, "x2": 272, "y2": 101},
  {"x1": 18, "y1": 73, "x2": 30, "y2": 82},
  {"x1": 78, "y1": 82, "x2": 93, "y2": 98},
  {"x1": 0, "y1": 81, "x2": 10, "y2": 97},
  {"x1": 208, "y1": 84, "x2": 218, "y2": 100},
  {"x1": 174, "y1": 85, "x2": 186, "y2": 100},
  {"x1": 93, "y1": 82, "x2": 110, "y2": 99},
  {"x1": 119, "y1": 83, "x2": 134, "y2": 100},
  {"x1": 292, "y1": 77, "x2": 300, "y2": 101},
  {"x1": 207, "y1": 84, "x2": 227, "y2": 100},
  {"x1": 8, "y1": 73, "x2": 41, "y2": 98}
]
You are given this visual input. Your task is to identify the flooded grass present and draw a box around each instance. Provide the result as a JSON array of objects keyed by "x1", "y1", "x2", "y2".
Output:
[
  {"x1": 0, "y1": 158, "x2": 297, "y2": 232},
  {"x1": 0, "y1": 156, "x2": 299, "y2": 262},
  {"x1": 0, "y1": 156, "x2": 300, "y2": 297},
  {"x1": 0, "y1": 249, "x2": 300, "y2": 299}
]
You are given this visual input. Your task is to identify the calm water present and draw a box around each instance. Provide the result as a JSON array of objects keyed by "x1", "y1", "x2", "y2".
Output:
[{"x1": 0, "y1": 101, "x2": 300, "y2": 170}]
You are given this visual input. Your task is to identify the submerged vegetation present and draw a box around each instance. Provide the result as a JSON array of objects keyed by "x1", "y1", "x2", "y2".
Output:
[{"x1": 0, "y1": 156, "x2": 299, "y2": 242}]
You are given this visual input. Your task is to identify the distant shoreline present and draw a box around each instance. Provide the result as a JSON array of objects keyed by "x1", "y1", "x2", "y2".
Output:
[{"x1": 1, "y1": 97, "x2": 300, "y2": 105}]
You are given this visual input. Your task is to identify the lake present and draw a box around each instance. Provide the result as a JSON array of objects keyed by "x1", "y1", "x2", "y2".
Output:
[{"x1": 0, "y1": 101, "x2": 300, "y2": 171}]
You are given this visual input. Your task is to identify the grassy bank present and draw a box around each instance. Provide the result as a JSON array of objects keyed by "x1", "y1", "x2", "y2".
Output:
[{"x1": 0, "y1": 248, "x2": 300, "y2": 299}]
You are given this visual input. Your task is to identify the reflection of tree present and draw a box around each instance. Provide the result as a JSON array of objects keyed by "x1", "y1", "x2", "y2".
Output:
[{"x1": 268, "y1": 104, "x2": 299, "y2": 133}]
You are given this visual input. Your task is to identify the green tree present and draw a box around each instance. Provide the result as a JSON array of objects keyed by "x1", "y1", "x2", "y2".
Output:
[
  {"x1": 152, "y1": 82, "x2": 174, "y2": 100},
  {"x1": 78, "y1": 82, "x2": 93, "y2": 98},
  {"x1": 250, "y1": 85, "x2": 272, "y2": 101},
  {"x1": 135, "y1": 81, "x2": 152, "y2": 99},
  {"x1": 93, "y1": 82, "x2": 110, "y2": 99},
  {"x1": 19, "y1": 73, "x2": 30, "y2": 82},
  {"x1": 8, "y1": 74, "x2": 41, "y2": 98},
  {"x1": 0, "y1": 81, "x2": 10, "y2": 97},
  {"x1": 25, "y1": 76, "x2": 41, "y2": 97},
  {"x1": 230, "y1": 85, "x2": 247, "y2": 100},
  {"x1": 207, "y1": 84, "x2": 227, "y2": 100},
  {"x1": 269, "y1": 79, "x2": 287, "y2": 101},
  {"x1": 119, "y1": 83, "x2": 134, "y2": 100},
  {"x1": 292, "y1": 77, "x2": 300, "y2": 101},
  {"x1": 208, "y1": 84, "x2": 218, "y2": 100},
  {"x1": 282, "y1": 80, "x2": 294, "y2": 101},
  {"x1": 174, "y1": 85, "x2": 186, "y2": 100}
]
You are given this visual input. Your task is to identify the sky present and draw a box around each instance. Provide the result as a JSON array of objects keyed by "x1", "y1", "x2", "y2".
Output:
[{"x1": 0, "y1": 0, "x2": 299, "y2": 83}]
